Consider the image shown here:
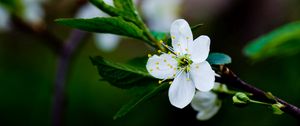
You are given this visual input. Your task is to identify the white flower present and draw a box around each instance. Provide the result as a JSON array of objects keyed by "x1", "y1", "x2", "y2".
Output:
[
  {"x1": 76, "y1": 2, "x2": 120, "y2": 52},
  {"x1": 141, "y1": 0, "x2": 182, "y2": 32},
  {"x1": 191, "y1": 91, "x2": 221, "y2": 120},
  {"x1": 146, "y1": 19, "x2": 215, "y2": 108},
  {"x1": 191, "y1": 83, "x2": 223, "y2": 120}
]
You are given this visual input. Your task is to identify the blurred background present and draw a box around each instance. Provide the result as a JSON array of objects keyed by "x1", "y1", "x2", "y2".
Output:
[{"x1": 1, "y1": 0, "x2": 300, "y2": 125}]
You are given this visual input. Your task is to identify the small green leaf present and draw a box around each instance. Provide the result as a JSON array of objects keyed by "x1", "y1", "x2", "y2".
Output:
[
  {"x1": 112, "y1": 0, "x2": 138, "y2": 21},
  {"x1": 113, "y1": 0, "x2": 135, "y2": 14},
  {"x1": 90, "y1": 0, "x2": 139, "y2": 23},
  {"x1": 271, "y1": 103, "x2": 285, "y2": 115},
  {"x1": 244, "y1": 21, "x2": 300, "y2": 60},
  {"x1": 55, "y1": 17, "x2": 145, "y2": 40},
  {"x1": 89, "y1": 0, "x2": 119, "y2": 17},
  {"x1": 232, "y1": 92, "x2": 250, "y2": 105},
  {"x1": 90, "y1": 56, "x2": 152, "y2": 89},
  {"x1": 113, "y1": 83, "x2": 169, "y2": 120},
  {"x1": 265, "y1": 92, "x2": 277, "y2": 103},
  {"x1": 207, "y1": 53, "x2": 232, "y2": 65}
]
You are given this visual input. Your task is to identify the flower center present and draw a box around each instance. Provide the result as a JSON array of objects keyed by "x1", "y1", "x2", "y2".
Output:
[{"x1": 177, "y1": 54, "x2": 193, "y2": 72}]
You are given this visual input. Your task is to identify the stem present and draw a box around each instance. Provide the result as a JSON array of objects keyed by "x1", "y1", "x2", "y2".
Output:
[
  {"x1": 249, "y1": 100, "x2": 271, "y2": 106},
  {"x1": 212, "y1": 88, "x2": 238, "y2": 95},
  {"x1": 136, "y1": 17, "x2": 165, "y2": 51},
  {"x1": 216, "y1": 66, "x2": 300, "y2": 119},
  {"x1": 52, "y1": 30, "x2": 86, "y2": 126}
]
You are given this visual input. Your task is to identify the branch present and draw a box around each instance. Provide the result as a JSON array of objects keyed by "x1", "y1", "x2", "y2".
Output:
[
  {"x1": 215, "y1": 66, "x2": 300, "y2": 119},
  {"x1": 52, "y1": 30, "x2": 87, "y2": 126},
  {"x1": 11, "y1": 16, "x2": 63, "y2": 55}
]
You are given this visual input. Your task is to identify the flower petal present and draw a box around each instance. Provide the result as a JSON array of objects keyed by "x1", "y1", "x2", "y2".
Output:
[
  {"x1": 196, "y1": 101, "x2": 221, "y2": 121},
  {"x1": 168, "y1": 72, "x2": 195, "y2": 108},
  {"x1": 191, "y1": 91, "x2": 217, "y2": 111},
  {"x1": 190, "y1": 35, "x2": 210, "y2": 63},
  {"x1": 170, "y1": 19, "x2": 193, "y2": 55},
  {"x1": 190, "y1": 61, "x2": 215, "y2": 92},
  {"x1": 146, "y1": 54, "x2": 178, "y2": 79},
  {"x1": 191, "y1": 91, "x2": 221, "y2": 121}
]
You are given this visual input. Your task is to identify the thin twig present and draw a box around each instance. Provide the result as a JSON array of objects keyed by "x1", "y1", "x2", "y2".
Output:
[
  {"x1": 52, "y1": 30, "x2": 87, "y2": 126},
  {"x1": 216, "y1": 66, "x2": 300, "y2": 119}
]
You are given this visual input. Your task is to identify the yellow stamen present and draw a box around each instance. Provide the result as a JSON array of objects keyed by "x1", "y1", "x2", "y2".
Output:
[{"x1": 158, "y1": 80, "x2": 163, "y2": 84}]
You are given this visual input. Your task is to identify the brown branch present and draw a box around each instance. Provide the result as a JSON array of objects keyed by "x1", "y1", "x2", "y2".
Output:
[
  {"x1": 9, "y1": 1, "x2": 89, "y2": 125},
  {"x1": 52, "y1": 30, "x2": 87, "y2": 126},
  {"x1": 215, "y1": 66, "x2": 300, "y2": 119}
]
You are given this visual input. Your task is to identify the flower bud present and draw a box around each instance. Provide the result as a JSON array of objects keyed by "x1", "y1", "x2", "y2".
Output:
[
  {"x1": 232, "y1": 92, "x2": 250, "y2": 106},
  {"x1": 271, "y1": 103, "x2": 284, "y2": 115}
]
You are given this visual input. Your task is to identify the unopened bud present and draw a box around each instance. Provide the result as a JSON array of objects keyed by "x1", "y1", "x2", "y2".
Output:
[
  {"x1": 232, "y1": 92, "x2": 250, "y2": 106},
  {"x1": 271, "y1": 103, "x2": 285, "y2": 115}
]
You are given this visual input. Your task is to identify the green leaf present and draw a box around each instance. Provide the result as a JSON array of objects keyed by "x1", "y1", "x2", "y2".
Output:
[
  {"x1": 90, "y1": 0, "x2": 138, "y2": 23},
  {"x1": 207, "y1": 53, "x2": 232, "y2": 65},
  {"x1": 55, "y1": 17, "x2": 145, "y2": 40},
  {"x1": 244, "y1": 21, "x2": 300, "y2": 60},
  {"x1": 113, "y1": 83, "x2": 169, "y2": 120},
  {"x1": 89, "y1": 0, "x2": 120, "y2": 17},
  {"x1": 113, "y1": 0, "x2": 135, "y2": 13},
  {"x1": 127, "y1": 57, "x2": 148, "y2": 68},
  {"x1": 90, "y1": 56, "x2": 153, "y2": 89}
]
